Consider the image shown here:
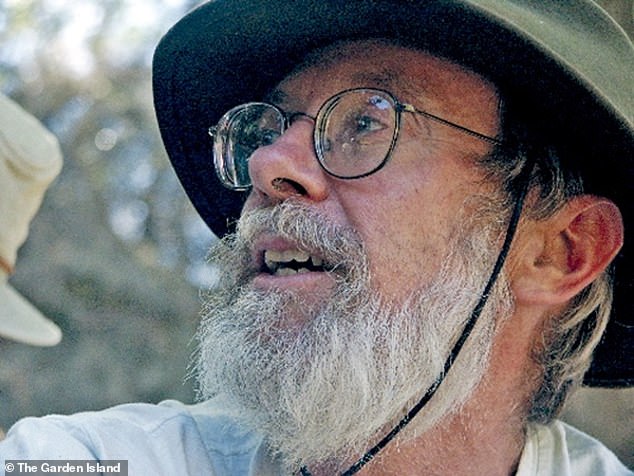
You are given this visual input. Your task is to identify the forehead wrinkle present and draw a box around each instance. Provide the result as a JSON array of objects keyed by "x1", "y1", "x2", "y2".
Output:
[
  {"x1": 266, "y1": 67, "x2": 420, "y2": 108},
  {"x1": 348, "y1": 70, "x2": 400, "y2": 91},
  {"x1": 270, "y1": 39, "x2": 491, "y2": 109},
  {"x1": 349, "y1": 69, "x2": 435, "y2": 111}
]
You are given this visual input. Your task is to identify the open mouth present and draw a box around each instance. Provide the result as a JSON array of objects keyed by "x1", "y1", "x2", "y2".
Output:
[{"x1": 263, "y1": 249, "x2": 331, "y2": 276}]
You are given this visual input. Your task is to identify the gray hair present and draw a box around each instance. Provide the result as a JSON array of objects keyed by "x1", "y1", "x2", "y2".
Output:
[{"x1": 480, "y1": 120, "x2": 613, "y2": 423}]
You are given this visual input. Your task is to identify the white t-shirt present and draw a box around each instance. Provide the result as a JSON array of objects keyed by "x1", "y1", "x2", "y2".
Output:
[
  {"x1": 516, "y1": 419, "x2": 632, "y2": 475},
  {"x1": 1, "y1": 397, "x2": 631, "y2": 475}
]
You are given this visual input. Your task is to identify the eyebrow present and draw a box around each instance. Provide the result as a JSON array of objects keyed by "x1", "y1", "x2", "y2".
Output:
[
  {"x1": 265, "y1": 69, "x2": 405, "y2": 106},
  {"x1": 349, "y1": 70, "x2": 400, "y2": 90},
  {"x1": 265, "y1": 88, "x2": 288, "y2": 104}
]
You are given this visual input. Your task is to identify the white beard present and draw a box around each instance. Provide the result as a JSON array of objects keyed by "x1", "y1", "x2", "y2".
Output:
[{"x1": 194, "y1": 200, "x2": 513, "y2": 472}]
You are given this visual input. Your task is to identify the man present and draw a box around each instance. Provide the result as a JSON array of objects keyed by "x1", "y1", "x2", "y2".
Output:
[
  {"x1": 1, "y1": 1, "x2": 632, "y2": 475},
  {"x1": 0, "y1": 92, "x2": 63, "y2": 347}
]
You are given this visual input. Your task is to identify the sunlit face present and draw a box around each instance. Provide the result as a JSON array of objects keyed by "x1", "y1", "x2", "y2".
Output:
[
  {"x1": 196, "y1": 40, "x2": 513, "y2": 471},
  {"x1": 242, "y1": 40, "x2": 502, "y2": 310}
]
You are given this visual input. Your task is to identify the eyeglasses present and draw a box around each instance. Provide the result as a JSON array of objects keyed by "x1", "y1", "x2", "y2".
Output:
[{"x1": 208, "y1": 87, "x2": 501, "y2": 190}]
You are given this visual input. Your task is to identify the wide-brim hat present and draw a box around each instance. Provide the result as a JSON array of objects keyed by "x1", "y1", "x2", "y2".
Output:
[{"x1": 153, "y1": 0, "x2": 634, "y2": 386}]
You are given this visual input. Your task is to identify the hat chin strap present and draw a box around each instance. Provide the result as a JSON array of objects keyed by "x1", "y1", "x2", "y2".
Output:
[{"x1": 300, "y1": 154, "x2": 535, "y2": 476}]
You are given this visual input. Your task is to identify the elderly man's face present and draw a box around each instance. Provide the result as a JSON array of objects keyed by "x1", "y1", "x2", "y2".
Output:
[
  {"x1": 243, "y1": 40, "x2": 502, "y2": 308},
  {"x1": 196, "y1": 40, "x2": 513, "y2": 471}
]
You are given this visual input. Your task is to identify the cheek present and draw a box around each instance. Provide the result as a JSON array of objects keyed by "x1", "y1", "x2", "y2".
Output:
[
  {"x1": 340, "y1": 180, "x2": 453, "y2": 301},
  {"x1": 333, "y1": 144, "x2": 481, "y2": 301}
]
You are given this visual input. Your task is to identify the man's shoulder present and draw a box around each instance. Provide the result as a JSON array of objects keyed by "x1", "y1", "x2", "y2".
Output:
[
  {"x1": 0, "y1": 396, "x2": 265, "y2": 475},
  {"x1": 4, "y1": 399, "x2": 217, "y2": 440},
  {"x1": 518, "y1": 420, "x2": 633, "y2": 476}
]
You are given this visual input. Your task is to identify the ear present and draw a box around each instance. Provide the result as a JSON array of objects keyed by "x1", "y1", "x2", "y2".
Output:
[{"x1": 512, "y1": 195, "x2": 623, "y2": 306}]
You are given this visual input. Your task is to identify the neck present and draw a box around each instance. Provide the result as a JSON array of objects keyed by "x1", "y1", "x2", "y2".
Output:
[{"x1": 307, "y1": 402, "x2": 526, "y2": 476}]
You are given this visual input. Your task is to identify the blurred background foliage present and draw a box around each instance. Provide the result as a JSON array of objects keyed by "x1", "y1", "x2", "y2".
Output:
[
  {"x1": 0, "y1": 0, "x2": 209, "y2": 429},
  {"x1": 0, "y1": 0, "x2": 632, "y2": 467}
]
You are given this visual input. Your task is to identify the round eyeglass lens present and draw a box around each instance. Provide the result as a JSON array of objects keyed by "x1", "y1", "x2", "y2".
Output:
[
  {"x1": 221, "y1": 103, "x2": 285, "y2": 188},
  {"x1": 317, "y1": 89, "x2": 398, "y2": 178}
]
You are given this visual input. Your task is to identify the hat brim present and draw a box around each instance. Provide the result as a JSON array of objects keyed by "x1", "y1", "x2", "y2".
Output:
[
  {"x1": 0, "y1": 282, "x2": 61, "y2": 346},
  {"x1": 152, "y1": 0, "x2": 634, "y2": 386}
]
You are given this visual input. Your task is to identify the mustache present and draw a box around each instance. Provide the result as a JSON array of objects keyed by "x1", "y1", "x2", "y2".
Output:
[{"x1": 227, "y1": 200, "x2": 368, "y2": 279}]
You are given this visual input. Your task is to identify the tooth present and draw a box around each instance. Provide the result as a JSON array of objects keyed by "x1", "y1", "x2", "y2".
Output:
[
  {"x1": 275, "y1": 268, "x2": 297, "y2": 276},
  {"x1": 264, "y1": 251, "x2": 275, "y2": 270},
  {"x1": 283, "y1": 250, "x2": 309, "y2": 263},
  {"x1": 265, "y1": 249, "x2": 311, "y2": 266},
  {"x1": 265, "y1": 250, "x2": 284, "y2": 263},
  {"x1": 312, "y1": 257, "x2": 323, "y2": 267},
  {"x1": 297, "y1": 251, "x2": 310, "y2": 262},
  {"x1": 297, "y1": 268, "x2": 310, "y2": 274}
]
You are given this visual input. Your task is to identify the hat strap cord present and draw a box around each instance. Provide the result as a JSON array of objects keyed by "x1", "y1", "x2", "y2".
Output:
[{"x1": 299, "y1": 153, "x2": 535, "y2": 476}]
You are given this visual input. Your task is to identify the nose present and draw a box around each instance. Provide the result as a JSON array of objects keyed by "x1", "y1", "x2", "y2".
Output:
[{"x1": 247, "y1": 119, "x2": 329, "y2": 204}]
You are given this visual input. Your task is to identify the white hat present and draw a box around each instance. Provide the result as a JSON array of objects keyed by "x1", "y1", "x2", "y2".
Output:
[{"x1": 0, "y1": 93, "x2": 63, "y2": 346}]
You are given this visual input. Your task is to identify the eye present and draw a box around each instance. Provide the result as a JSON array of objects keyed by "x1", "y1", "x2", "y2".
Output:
[
  {"x1": 354, "y1": 115, "x2": 384, "y2": 134},
  {"x1": 259, "y1": 128, "x2": 281, "y2": 146},
  {"x1": 341, "y1": 109, "x2": 390, "y2": 145},
  {"x1": 239, "y1": 124, "x2": 281, "y2": 150}
]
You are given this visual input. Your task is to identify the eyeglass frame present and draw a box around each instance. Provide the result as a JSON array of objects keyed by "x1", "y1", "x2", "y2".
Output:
[{"x1": 208, "y1": 87, "x2": 502, "y2": 191}]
